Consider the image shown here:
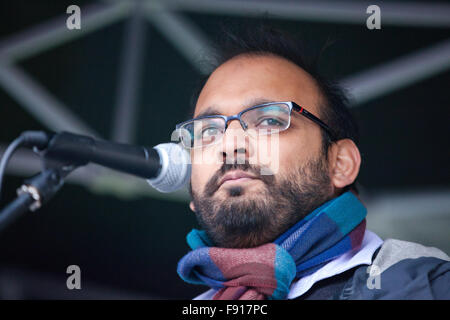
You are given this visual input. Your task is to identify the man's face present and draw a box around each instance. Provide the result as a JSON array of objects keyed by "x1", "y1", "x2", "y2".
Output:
[{"x1": 189, "y1": 54, "x2": 335, "y2": 248}]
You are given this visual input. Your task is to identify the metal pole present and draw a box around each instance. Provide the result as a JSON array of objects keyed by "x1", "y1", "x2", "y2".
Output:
[{"x1": 112, "y1": 0, "x2": 146, "y2": 143}]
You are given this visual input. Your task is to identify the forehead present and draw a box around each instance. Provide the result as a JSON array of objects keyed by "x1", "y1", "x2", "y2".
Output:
[{"x1": 194, "y1": 54, "x2": 322, "y2": 118}]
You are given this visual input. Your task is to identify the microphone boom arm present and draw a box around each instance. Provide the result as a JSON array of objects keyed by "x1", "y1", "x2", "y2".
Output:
[{"x1": 41, "y1": 132, "x2": 162, "y2": 179}]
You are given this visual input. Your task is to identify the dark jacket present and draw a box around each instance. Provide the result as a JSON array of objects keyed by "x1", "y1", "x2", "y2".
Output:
[{"x1": 296, "y1": 239, "x2": 450, "y2": 300}]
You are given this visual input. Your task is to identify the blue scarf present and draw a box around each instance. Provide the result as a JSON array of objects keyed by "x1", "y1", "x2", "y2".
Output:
[{"x1": 177, "y1": 191, "x2": 367, "y2": 300}]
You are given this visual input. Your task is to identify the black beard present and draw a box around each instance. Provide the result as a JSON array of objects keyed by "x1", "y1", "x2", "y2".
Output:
[{"x1": 190, "y1": 154, "x2": 334, "y2": 248}]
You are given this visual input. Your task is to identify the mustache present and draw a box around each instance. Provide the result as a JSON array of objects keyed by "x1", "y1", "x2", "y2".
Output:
[{"x1": 203, "y1": 161, "x2": 275, "y2": 197}]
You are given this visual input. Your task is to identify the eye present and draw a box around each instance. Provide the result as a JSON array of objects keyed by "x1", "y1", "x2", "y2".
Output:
[
  {"x1": 201, "y1": 126, "x2": 221, "y2": 138},
  {"x1": 256, "y1": 117, "x2": 285, "y2": 127}
]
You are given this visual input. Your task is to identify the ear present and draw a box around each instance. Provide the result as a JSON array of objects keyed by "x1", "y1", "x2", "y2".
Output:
[
  {"x1": 328, "y1": 139, "x2": 361, "y2": 190},
  {"x1": 189, "y1": 201, "x2": 196, "y2": 212}
]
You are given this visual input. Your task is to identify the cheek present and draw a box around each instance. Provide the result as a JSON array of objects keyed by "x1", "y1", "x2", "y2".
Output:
[
  {"x1": 251, "y1": 134, "x2": 285, "y2": 175},
  {"x1": 190, "y1": 151, "x2": 221, "y2": 193},
  {"x1": 190, "y1": 164, "x2": 207, "y2": 193},
  {"x1": 265, "y1": 138, "x2": 301, "y2": 176},
  {"x1": 254, "y1": 127, "x2": 322, "y2": 176}
]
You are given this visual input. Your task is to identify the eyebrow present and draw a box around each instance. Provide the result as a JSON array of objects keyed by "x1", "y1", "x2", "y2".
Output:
[
  {"x1": 195, "y1": 98, "x2": 276, "y2": 118},
  {"x1": 194, "y1": 106, "x2": 222, "y2": 119}
]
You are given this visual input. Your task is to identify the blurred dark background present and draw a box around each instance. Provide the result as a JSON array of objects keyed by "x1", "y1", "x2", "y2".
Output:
[{"x1": 0, "y1": 0, "x2": 449, "y2": 299}]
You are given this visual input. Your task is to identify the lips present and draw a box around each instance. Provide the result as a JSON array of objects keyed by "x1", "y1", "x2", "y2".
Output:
[{"x1": 218, "y1": 170, "x2": 259, "y2": 187}]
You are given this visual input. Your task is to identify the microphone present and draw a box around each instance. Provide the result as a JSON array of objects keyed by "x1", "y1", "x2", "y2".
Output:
[
  {"x1": 147, "y1": 143, "x2": 191, "y2": 193},
  {"x1": 39, "y1": 131, "x2": 190, "y2": 193}
]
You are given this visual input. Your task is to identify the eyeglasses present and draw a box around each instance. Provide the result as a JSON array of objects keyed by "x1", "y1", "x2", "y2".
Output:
[{"x1": 176, "y1": 101, "x2": 335, "y2": 149}]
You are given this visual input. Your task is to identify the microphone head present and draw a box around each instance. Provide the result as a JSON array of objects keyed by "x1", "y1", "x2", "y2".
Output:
[{"x1": 147, "y1": 143, "x2": 191, "y2": 193}]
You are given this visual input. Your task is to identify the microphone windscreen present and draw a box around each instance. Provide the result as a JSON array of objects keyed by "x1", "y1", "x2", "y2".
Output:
[{"x1": 147, "y1": 143, "x2": 191, "y2": 193}]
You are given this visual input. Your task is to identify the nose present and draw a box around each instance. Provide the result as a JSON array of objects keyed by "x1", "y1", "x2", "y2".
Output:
[{"x1": 220, "y1": 120, "x2": 251, "y2": 164}]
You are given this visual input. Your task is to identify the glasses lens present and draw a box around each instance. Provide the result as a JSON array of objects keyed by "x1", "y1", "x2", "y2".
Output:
[
  {"x1": 241, "y1": 103, "x2": 290, "y2": 136},
  {"x1": 179, "y1": 117, "x2": 225, "y2": 148}
]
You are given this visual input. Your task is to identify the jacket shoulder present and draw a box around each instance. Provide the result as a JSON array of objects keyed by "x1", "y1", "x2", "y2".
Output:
[
  {"x1": 373, "y1": 238, "x2": 450, "y2": 274},
  {"x1": 339, "y1": 239, "x2": 450, "y2": 299}
]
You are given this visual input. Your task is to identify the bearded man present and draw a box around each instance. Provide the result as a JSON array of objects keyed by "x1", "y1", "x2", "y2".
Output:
[{"x1": 176, "y1": 26, "x2": 450, "y2": 300}]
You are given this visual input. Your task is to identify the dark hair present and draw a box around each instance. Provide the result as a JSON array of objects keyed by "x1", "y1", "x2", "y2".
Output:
[{"x1": 190, "y1": 23, "x2": 360, "y2": 193}]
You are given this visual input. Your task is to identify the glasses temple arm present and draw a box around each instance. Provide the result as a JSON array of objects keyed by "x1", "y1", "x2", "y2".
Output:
[{"x1": 292, "y1": 104, "x2": 336, "y2": 140}]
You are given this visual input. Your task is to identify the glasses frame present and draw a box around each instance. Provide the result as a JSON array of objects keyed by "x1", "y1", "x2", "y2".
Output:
[{"x1": 176, "y1": 101, "x2": 335, "y2": 148}]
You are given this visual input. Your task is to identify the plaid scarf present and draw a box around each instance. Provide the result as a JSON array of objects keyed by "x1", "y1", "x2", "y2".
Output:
[{"x1": 177, "y1": 191, "x2": 366, "y2": 300}]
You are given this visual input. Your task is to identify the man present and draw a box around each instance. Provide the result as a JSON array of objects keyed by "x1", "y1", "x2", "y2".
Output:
[{"x1": 176, "y1": 25, "x2": 450, "y2": 300}]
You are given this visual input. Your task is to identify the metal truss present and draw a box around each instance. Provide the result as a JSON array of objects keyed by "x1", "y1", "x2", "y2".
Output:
[{"x1": 0, "y1": 0, "x2": 449, "y2": 203}]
